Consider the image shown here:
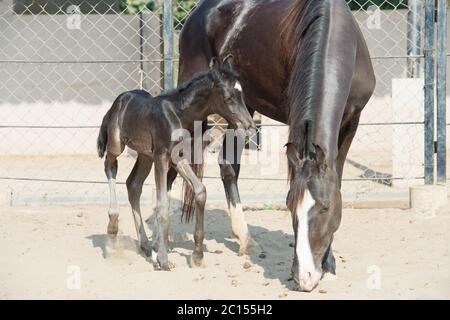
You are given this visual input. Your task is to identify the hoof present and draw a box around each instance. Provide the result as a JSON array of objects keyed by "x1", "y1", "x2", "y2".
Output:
[
  {"x1": 157, "y1": 252, "x2": 170, "y2": 271},
  {"x1": 107, "y1": 216, "x2": 119, "y2": 236},
  {"x1": 192, "y1": 252, "x2": 204, "y2": 268},
  {"x1": 238, "y1": 237, "x2": 261, "y2": 256},
  {"x1": 322, "y1": 247, "x2": 336, "y2": 275},
  {"x1": 157, "y1": 261, "x2": 170, "y2": 271}
]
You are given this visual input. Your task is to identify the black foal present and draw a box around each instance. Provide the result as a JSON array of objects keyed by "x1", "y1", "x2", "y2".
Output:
[{"x1": 97, "y1": 56, "x2": 254, "y2": 270}]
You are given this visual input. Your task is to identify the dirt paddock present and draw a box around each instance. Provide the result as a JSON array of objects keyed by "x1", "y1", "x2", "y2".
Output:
[{"x1": 0, "y1": 203, "x2": 449, "y2": 300}]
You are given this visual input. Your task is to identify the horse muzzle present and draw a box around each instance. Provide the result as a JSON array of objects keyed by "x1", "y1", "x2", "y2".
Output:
[{"x1": 294, "y1": 270, "x2": 322, "y2": 292}]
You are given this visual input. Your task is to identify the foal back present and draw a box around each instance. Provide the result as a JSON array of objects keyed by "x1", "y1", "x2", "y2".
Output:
[{"x1": 98, "y1": 90, "x2": 156, "y2": 158}]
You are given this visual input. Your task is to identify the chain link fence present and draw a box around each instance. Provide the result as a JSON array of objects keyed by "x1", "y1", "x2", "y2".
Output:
[{"x1": 0, "y1": 0, "x2": 447, "y2": 208}]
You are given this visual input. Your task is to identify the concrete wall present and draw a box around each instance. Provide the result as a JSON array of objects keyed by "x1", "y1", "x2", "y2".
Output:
[{"x1": 0, "y1": 0, "x2": 162, "y2": 154}]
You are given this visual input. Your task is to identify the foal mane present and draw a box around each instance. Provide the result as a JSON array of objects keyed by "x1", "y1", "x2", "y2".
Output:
[
  {"x1": 282, "y1": 0, "x2": 331, "y2": 182},
  {"x1": 161, "y1": 71, "x2": 212, "y2": 99},
  {"x1": 163, "y1": 66, "x2": 239, "y2": 98}
]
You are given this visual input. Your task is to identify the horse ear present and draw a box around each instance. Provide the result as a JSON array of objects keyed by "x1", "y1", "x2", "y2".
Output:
[
  {"x1": 222, "y1": 54, "x2": 234, "y2": 71},
  {"x1": 313, "y1": 143, "x2": 327, "y2": 172},
  {"x1": 285, "y1": 143, "x2": 302, "y2": 167},
  {"x1": 209, "y1": 57, "x2": 221, "y2": 79}
]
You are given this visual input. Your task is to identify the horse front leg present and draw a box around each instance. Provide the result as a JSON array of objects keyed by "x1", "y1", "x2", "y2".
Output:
[
  {"x1": 219, "y1": 131, "x2": 259, "y2": 256},
  {"x1": 153, "y1": 154, "x2": 171, "y2": 270},
  {"x1": 174, "y1": 158, "x2": 207, "y2": 267}
]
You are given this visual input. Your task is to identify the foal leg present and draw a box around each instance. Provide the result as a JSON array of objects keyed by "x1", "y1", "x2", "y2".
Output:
[
  {"x1": 153, "y1": 154, "x2": 171, "y2": 270},
  {"x1": 219, "y1": 132, "x2": 258, "y2": 256},
  {"x1": 167, "y1": 167, "x2": 178, "y2": 191},
  {"x1": 105, "y1": 154, "x2": 121, "y2": 236},
  {"x1": 126, "y1": 154, "x2": 153, "y2": 257},
  {"x1": 175, "y1": 159, "x2": 207, "y2": 267}
]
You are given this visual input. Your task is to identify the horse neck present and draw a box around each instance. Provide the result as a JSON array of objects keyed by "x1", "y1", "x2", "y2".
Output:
[
  {"x1": 177, "y1": 82, "x2": 214, "y2": 131},
  {"x1": 313, "y1": 112, "x2": 340, "y2": 171}
]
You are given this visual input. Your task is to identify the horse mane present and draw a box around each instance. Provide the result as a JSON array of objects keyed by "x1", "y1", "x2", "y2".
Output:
[{"x1": 282, "y1": 0, "x2": 332, "y2": 181}]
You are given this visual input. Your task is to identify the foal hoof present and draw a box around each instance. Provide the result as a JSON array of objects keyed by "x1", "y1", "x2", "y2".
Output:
[
  {"x1": 161, "y1": 265, "x2": 170, "y2": 271},
  {"x1": 157, "y1": 253, "x2": 170, "y2": 271},
  {"x1": 158, "y1": 262, "x2": 171, "y2": 271},
  {"x1": 238, "y1": 237, "x2": 261, "y2": 256}
]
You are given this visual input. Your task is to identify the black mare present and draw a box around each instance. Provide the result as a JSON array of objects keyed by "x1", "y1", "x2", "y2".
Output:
[{"x1": 178, "y1": 0, "x2": 376, "y2": 291}]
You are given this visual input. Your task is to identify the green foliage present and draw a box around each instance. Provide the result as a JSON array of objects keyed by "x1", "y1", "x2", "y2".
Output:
[
  {"x1": 346, "y1": 0, "x2": 408, "y2": 10},
  {"x1": 117, "y1": 0, "x2": 409, "y2": 22},
  {"x1": 263, "y1": 203, "x2": 276, "y2": 211},
  {"x1": 118, "y1": 0, "x2": 196, "y2": 30},
  {"x1": 119, "y1": 0, "x2": 155, "y2": 14}
]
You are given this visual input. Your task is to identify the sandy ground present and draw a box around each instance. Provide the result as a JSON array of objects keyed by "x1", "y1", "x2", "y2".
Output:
[{"x1": 0, "y1": 202, "x2": 449, "y2": 300}]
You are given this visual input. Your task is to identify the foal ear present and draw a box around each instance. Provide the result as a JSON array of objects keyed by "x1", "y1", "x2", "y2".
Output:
[
  {"x1": 222, "y1": 54, "x2": 234, "y2": 71},
  {"x1": 313, "y1": 143, "x2": 327, "y2": 172},
  {"x1": 285, "y1": 143, "x2": 302, "y2": 167}
]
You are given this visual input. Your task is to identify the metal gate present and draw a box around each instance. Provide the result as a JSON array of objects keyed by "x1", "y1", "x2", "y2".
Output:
[{"x1": 0, "y1": 0, "x2": 447, "y2": 207}]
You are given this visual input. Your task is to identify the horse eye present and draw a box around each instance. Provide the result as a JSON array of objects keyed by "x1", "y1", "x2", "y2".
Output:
[{"x1": 320, "y1": 207, "x2": 329, "y2": 214}]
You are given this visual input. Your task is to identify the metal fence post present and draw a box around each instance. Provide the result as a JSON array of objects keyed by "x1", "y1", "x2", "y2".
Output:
[
  {"x1": 436, "y1": 0, "x2": 447, "y2": 184},
  {"x1": 407, "y1": 0, "x2": 421, "y2": 78},
  {"x1": 163, "y1": 0, "x2": 174, "y2": 91},
  {"x1": 424, "y1": 0, "x2": 436, "y2": 185}
]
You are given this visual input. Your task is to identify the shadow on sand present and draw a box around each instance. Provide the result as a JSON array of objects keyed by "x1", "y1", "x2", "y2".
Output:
[{"x1": 87, "y1": 197, "x2": 295, "y2": 289}]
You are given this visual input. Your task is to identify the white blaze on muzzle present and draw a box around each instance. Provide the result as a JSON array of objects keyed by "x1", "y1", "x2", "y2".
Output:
[
  {"x1": 296, "y1": 189, "x2": 316, "y2": 277},
  {"x1": 234, "y1": 81, "x2": 242, "y2": 92}
]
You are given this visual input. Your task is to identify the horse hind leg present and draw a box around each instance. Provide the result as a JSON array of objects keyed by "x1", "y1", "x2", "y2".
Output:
[
  {"x1": 126, "y1": 154, "x2": 153, "y2": 257},
  {"x1": 105, "y1": 131, "x2": 125, "y2": 236},
  {"x1": 105, "y1": 154, "x2": 120, "y2": 235}
]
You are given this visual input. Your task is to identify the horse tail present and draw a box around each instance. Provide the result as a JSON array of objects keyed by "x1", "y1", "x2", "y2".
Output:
[
  {"x1": 181, "y1": 121, "x2": 208, "y2": 223},
  {"x1": 97, "y1": 94, "x2": 124, "y2": 158},
  {"x1": 97, "y1": 118, "x2": 108, "y2": 158}
]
